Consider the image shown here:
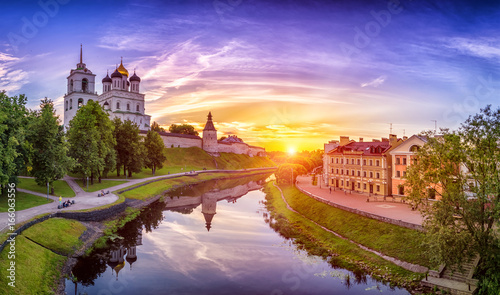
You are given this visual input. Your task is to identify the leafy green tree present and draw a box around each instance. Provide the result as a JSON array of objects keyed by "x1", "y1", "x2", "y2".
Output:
[
  {"x1": 144, "y1": 130, "x2": 166, "y2": 176},
  {"x1": 151, "y1": 121, "x2": 165, "y2": 133},
  {"x1": 0, "y1": 91, "x2": 31, "y2": 192},
  {"x1": 113, "y1": 118, "x2": 144, "y2": 178},
  {"x1": 169, "y1": 123, "x2": 199, "y2": 136},
  {"x1": 406, "y1": 106, "x2": 500, "y2": 293},
  {"x1": 29, "y1": 98, "x2": 74, "y2": 193},
  {"x1": 68, "y1": 100, "x2": 115, "y2": 184},
  {"x1": 275, "y1": 163, "x2": 307, "y2": 185}
]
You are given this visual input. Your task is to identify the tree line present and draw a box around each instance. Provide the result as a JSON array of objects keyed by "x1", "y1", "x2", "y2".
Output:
[{"x1": 0, "y1": 92, "x2": 168, "y2": 194}]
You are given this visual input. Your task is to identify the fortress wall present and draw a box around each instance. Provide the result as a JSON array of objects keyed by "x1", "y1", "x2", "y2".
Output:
[{"x1": 161, "y1": 135, "x2": 202, "y2": 148}]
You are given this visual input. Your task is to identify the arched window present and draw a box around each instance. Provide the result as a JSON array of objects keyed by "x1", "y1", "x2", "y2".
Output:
[
  {"x1": 70, "y1": 79, "x2": 74, "y2": 92},
  {"x1": 127, "y1": 103, "x2": 130, "y2": 111},
  {"x1": 136, "y1": 104, "x2": 139, "y2": 112},
  {"x1": 116, "y1": 102, "x2": 120, "y2": 109},
  {"x1": 82, "y1": 78, "x2": 88, "y2": 92},
  {"x1": 65, "y1": 100, "x2": 68, "y2": 111},
  {"x1": 78, "y1": 98, "x2": 84, "y2": 108},
  {"x1": 70, "y1": 99, "x2": 72, "y2": 109},
  {"x1": 410, "y1": 145, "x2": 420, "y2": 152}
]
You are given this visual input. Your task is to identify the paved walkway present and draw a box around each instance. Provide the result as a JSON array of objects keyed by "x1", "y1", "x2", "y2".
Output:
[
  {"x1": 295, "y1": 176, "x2": 424, "y2": 226},
  {"x1": 0, "y1": 168, "x2": 273, "y2": 232}
]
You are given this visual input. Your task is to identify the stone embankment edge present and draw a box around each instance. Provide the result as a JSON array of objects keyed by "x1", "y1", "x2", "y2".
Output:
[
  {"x1": 273, "y1": 182, "x2": 428, "y2": 274},
  {"x1": 295, "y1": 184, "x2": 424, "y2": 232}
]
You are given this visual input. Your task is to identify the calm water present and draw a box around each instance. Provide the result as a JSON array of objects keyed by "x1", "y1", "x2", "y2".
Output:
[{"x1": 65, "y1": 175, "x2": 410, "y2": 295}]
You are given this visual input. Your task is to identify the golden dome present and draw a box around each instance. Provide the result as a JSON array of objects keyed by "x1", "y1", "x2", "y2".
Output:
[{"x1": 117, "y1": 58, "x2": 129, "y2": 77}]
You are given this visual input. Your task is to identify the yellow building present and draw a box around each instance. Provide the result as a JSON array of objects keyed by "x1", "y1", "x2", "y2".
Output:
[{"x1": 326, "y1": 135, "x2": 402, "y2": 196}]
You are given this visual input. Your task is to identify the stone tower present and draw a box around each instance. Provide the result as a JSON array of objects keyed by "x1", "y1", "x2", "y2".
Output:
[{"x1": 202, "y1": 112, "x2": 218, "y2": 155}]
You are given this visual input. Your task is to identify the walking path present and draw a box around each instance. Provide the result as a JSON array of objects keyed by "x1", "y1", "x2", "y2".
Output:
[
  {"x1": 0, "y1": 168, "x2": 273, "y2": 232},
  {"x1": 295, "y1": 176, "x2": 424, "y2": 226}
]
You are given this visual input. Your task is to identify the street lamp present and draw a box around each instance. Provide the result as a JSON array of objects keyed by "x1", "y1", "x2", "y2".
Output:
[{"x1": 46, "y1": 181, "x2": 49, "y2": 201}]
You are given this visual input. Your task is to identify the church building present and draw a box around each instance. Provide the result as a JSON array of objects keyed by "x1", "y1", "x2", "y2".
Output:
[{"x1": 64, "y1": 46, "x2": 151, "y2": 131}]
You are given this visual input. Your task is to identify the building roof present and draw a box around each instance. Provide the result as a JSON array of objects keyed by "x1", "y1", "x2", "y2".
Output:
[
  {"x1": 328, "y1": 141, "x2": 392, "y2": 156},
  {"x1": 220, "y1": 135, "x2": 243, "y2": 143},
  {"x1": 117, "y1": 59, "x2": 129, "y2": 77},
  {"x1": 111, "y1": 68, "x2": 123, "y2": 78},
  {"x1": 102, "y1": 73, "x2": 112, "y2": 83},
  {"x1": 130, "y1": 71, "x2": 141, "y2": 82},
  {"x1": 203, "y1": 112, "x2": 216, "y2": 131}
]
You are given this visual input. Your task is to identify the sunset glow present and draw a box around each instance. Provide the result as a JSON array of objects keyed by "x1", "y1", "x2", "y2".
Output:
[{"x1": 2, "y1": 1, "x2": 499, "y2": 151}]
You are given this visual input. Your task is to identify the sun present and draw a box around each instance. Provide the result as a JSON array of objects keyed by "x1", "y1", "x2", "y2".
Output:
[{"x1": 287, "y1": 147, "x2": 297, "y2": 156}]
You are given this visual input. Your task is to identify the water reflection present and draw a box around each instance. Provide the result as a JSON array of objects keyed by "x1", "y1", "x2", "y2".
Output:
[{"x1": 66, "y1": 174, "x2": 409, "y2": 295}]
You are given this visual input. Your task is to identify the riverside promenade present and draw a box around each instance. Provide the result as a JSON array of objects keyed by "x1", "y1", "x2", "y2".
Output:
[
  {"x1": 0, "y1": 168, "x2": 273, "y2": 232},
  {"x1": 295, "y1": 175, "x2": 424, "y2": 227}
]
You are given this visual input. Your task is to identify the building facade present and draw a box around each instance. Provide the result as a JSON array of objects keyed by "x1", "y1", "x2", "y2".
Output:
[
  {"x1": 64, "y1": 46, "x2": 151, "y2": 131},
  {"x1": 326, "y1": 135, "x2": 401, "y2": 196}
]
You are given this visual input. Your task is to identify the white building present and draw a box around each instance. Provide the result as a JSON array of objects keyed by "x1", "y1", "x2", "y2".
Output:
[{"x1": 64, "y1": 46, "x2": 151, "y2": 131}]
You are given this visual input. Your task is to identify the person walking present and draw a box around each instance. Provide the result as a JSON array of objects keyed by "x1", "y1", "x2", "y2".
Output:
[
  {"x1": 329, "y1": 187, "x2": 332, "y2": 194},
  {"x1": 59, "y1": 196, "x2": 62, "y2": 208}
]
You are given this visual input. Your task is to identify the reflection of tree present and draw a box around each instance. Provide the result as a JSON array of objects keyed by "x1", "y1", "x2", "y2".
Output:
[
  {"x1": 169, "y1": 207, "x2": 194, "y2": 215},
  {"x1": 72, "y1": 250, "x2": 109, "y2": 286}
]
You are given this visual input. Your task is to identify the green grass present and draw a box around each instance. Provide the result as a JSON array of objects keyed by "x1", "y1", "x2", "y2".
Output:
[
  {"x1": 216, "y1": 152, "x2": 275, "y2": 170},
  {"x1": 22, "y1": 218, "x2": 86, "y2": 255},
  {"x1": 0, "y1": 192, "x2": 53, "y2": 212},
  {"x1": 264, "y1": 182, "x2": 424, "y2": 289},
  {"x1": 17, "y1": 178, "x2": 75, "y2": 198},
  {"x1": 0, "y1": 236, "x2": 66, "y2": 295},
  {"x1": 277, "y1": 184, "x2": 433, "y2": 268},
  {"x1": 74, "y1": 179, "x2": 127, "y2": 192}
]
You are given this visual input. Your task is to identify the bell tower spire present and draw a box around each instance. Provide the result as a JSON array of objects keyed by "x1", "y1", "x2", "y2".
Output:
[
  {"x1": 76, "y1": 44, "x2": 86, "y2": 70},
  {"x1": 80, "y1": 44, "x2": 82, "y2": 64}
]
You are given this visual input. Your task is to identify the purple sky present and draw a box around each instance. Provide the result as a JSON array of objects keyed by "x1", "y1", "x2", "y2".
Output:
[{"x1": 1, "y1": 0, "x2": 500, "y2": 151}]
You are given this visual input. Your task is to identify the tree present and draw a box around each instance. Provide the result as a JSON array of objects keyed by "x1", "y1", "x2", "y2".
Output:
[
  {"x1": 275, "y1": 163, "x2": 307, "y2": 185},
  {"x1": 113, "y1": 118, "x2": 144, "y2": 178},
  {"x1": 406, "y1": 106, "x2": 500, "y2": 293},
  {"x1": 29, "y1": 98, "x2": 74, "y2": 193},
  {"x1": 68, "y1": 100, "x2": 115, "y2": 184},
  {"x1": 144, "y1": 130, "x2": 166, "y2": 176},
  {"x1": 169, "y1": 123, "x2": 199, "y2": 136},
  {"x1": 151, "y1": 121, "x2": 165, "y2": 133},
  {"x1": 0, "y1": 91, "x2": 31, "y2": 193}
]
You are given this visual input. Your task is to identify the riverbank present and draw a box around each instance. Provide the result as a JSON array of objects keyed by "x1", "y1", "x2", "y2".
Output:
[{"x1": 263, "y1": 182, "x2": 432, "y2": 292}]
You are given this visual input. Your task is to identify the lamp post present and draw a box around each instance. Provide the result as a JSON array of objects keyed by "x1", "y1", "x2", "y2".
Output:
[{"x1": 46, "y1": 181, "x2": 49, "y2": 201}]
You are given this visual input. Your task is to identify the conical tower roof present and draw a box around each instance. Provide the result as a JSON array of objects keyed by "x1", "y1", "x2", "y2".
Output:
[{"x1": 203, "y1": 112, "x2": 216, "y2": 131}]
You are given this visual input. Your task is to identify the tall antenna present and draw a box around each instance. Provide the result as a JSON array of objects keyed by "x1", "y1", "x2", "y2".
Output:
[
  {"x1": 431, "y1": 120, "x2": 437, "y2": 133},
  {"x1": 388, "y1": 123, "x2": 393, "y2": 134}
]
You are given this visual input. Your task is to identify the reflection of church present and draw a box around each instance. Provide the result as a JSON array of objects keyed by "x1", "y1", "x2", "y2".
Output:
[
  {"x1": 107, "y1": 227, "x2": 143, "y2": 280},
  {"x1": 201, "y1": 191, "x2": 218, "y2": 231}
]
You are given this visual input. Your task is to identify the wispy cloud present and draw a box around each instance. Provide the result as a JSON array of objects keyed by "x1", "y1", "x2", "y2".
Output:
[
  {"x1": 445, "y1": 37, "x2": 500, "y2": 60},
  {"x1": 361, "y1": 75, "x2": 387, "y2": 88},
  {"x1": 0, "y1": 52, "x2": 28, "y2": 94}
]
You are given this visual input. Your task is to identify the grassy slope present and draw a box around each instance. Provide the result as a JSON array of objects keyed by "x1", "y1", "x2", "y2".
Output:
[
  {"x1": 0, "y1": 192, "x2": 53, "y2": 212},
  {"x1": 23, "y1": 218, "x2": 86, "y2": 255},
  {"x1": 17, "y1": 178, "x2": 75, "y2": 198},
  {"x1": 0, "y1": 218, "x2": 86, "y2": 295},
  {"x1": 74, "y1": 179, "x2": 127, "y2": 192},
  {"x1": 264, "y1": 182, "x2": 423, "y2": 288},
  {"x1": 279, "y1": 184, "x2": 432, "y2": 268}
]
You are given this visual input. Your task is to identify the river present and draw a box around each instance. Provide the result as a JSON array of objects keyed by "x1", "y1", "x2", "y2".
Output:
[{"x1": 65, "y1": 174, "x2": 410, "y2": 295}]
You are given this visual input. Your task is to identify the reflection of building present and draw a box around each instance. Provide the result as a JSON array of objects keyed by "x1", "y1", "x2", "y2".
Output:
[
  {"x1": 107, "y1": 227, "x2": 143, "y2": 280},
  {"x1": 201, "y1": 191, "x2": 218, "y2": 231}
]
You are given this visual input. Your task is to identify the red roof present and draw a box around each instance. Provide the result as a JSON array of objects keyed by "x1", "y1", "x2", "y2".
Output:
[{"x1": 328, "y1": 141, "x2": 391, "y2": 156}]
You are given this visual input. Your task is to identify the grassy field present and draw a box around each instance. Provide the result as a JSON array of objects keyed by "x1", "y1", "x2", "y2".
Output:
[
  {"x1": 264, "y1": 182, "x2": 424, "y2": 289},
  {"x1": 278, "y1": 184, "x2": 432, "y2": 268},
  {"x1": 74, "y1": 179, "x2": 128, "y2": 192},
  {"x1": 17, "y1": 178, "x2": 75, "y2": 198},
  {"x1": 23, "y1": 218, "x2": 86, "y2": 255},
  {"x1": 71, "y1": 147, "x2": 275, "y2": 180},
  {"x1": 0, "y1": 218, "x2": 86, "y2": 295},
  {"x1": 0, "y1": 192, "x2": 53, "y2": 212}
]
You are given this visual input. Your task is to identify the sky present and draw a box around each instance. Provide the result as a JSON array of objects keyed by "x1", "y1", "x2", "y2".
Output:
[{"x1": 1, "y1": 0, "x2": 500, "y2": 151}]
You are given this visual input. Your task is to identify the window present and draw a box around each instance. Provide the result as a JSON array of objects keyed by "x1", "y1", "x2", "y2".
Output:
[
  {"x1": 428, "y1": 188, "x2": 436, "y2": 199},
  {"x1": 127, "y1": 104, "x2": 130, "y2": 111},
  {"x1": 403, "y1": 171, "x2": 407, "y2": 177},
  {"x1": 331, "y1": 158, "x2": 334, "y2": 164},
  {"x1": 363, "y1": 183, "x2": 367, "y2": 189},
  {"x1": 357, "y1": 171, "x2": 360, "y2": 177},
  {"x1": 376, "y1": 160, "x2": 380, "y2": 166},
  {"x1": 369, "y1": 160, "x2": 373, "y2": 166},
  {"x1": 336, "y1": 158, "x2": 338, "y2": 164},
  {"x1": 341, "y1": 169, "x2": 343, "y2": 175},
  {"x1": 363, "y1": 160, "x2": 366, "y2": 165},
  {"x1": 357, "y1": 159, "x2": 360, "y2": 165},
  {"x1": 410, "y1": 145, "x2": 420, "y2": 152},
  {"x1": 78, "y1": 98, "x2": 84, "y2": 108},
  {"x1": 352, "y1": 170, "x2": 355, "y2": 176},
  {"x1": 396, "y1": 171, "x2": 401, "y2": 177},
  {"x1": 351, "y1": 159, "x2": 355, "y2": 164},
  {"x1": 363, "y1": 171, "x2": 367, "y2": 177},
  {"x1": 136, "y1": 105, "x2": 139, "y2": 112},
  {"x1": 403, "y1": 158, "x2": 407, "y2": 165},
  {"x1": 346, "y1": 170, "x2": 349, "y2": 176},
  {"x1": 369, "y1": 172, "x2": 373, "y2": 178},
  {"x1": 376, "y1": 185, "x2": 380, "y2": 192},
  {"x1": 341, "y1": 159, "x2": 343, "y2": 164},
  {"x1": 398, "y1": 185, "x2": 404, "y2": 195},
  {"x1": 357, "y1": 182, "x2": 360, "y2": 188},
  {"x1": 336, "y1": 169, "x2": 339, "y2": 174},
  {"x1": 82, "y1": 78, "x2": 88, "y2": 92},
  {"x1": 70, "y1": 79, "x2": 74, "y2": 92},
  {"x1": 396, "y1": 158, "x2": 400, "y2": 164},
  {"x1": 346, "y1": 181, "x2": 349, "y2": 186},
  {"x1": 117, "y1": 102, "x2": 120, "y2": 109},
  {"x1": 69, "y1": 99, "x2": 72, "y2": 109},
  {"x1": 341, "y1": 180, "x2": 344, "y2": 186},
  {"x1": 376, "y1": 172, "x2": 380, "y2": 179},
  {"x1": 331, "y1": 169, "x2": 334, "y2": 174},
  {"x1": 65, "y1": 100, "x2": 68, "y2": 111}
]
